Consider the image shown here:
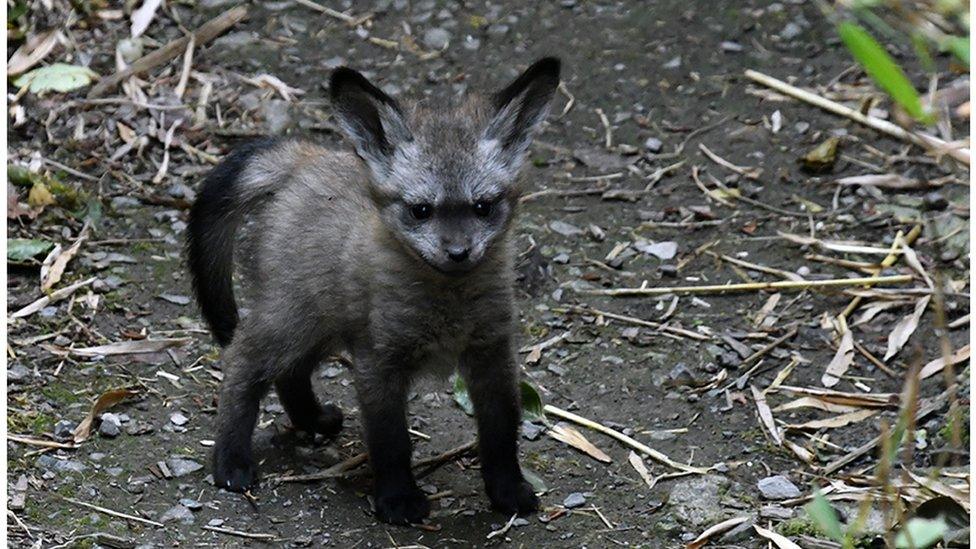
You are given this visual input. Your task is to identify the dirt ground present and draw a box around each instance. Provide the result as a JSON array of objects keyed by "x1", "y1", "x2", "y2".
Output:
[{"x1": 7, "y1": 0, "x2": 970, "y2": 547}]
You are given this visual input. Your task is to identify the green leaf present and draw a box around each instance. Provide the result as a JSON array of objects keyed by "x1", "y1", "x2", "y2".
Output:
[
  {"x1": 520, "y1": 381, "x2": 545, "y2": 422},
  {"x1": 837, "y1": 22, "x2": 930, "y2": 123},
  {"x1": 895, "y1": 517, "x2": 948, "y2": 548},
  {"x1": 13, "y1": 63, "x2": 99, "y2": 95},
  {"x1": 806, "y1": 491, "x2": 845, "y2": 542},
  {"x1": 453, "y1": 375, "x2": 547, "y2": 422},
  {"x1": 8, "y1": 238, "x2": 53, "y2": 263},
  {"x1": 452, "y1": 374, "x2": 474, "y2": 416},
  {"x1": 940, "y1": 36, "x2": 970, "y2": 66},
  {"x1": 7, "y1": 164, "x2": 34, "y2": 187}
]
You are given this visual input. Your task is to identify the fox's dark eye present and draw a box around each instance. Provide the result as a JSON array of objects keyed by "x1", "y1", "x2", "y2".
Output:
[
  {"x1": 473, "y1": 200, "x2": 493, "y2": 217},
  {"x1": 410, "y1": 203, "x2": 433, "y2": 220}
]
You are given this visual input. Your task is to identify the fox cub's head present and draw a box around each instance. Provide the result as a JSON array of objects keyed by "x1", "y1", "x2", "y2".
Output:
[{"x1": 329, "y1": 58, "x2": 560, "y2": 274}]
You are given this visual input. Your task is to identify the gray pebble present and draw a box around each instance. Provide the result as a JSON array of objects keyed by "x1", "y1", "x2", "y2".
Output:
[
  {"x1": 757, "y1": 475, "x2": 801, "y2": 500},
  {"x1": 563, "y1": 492, "x2": 586, "y2": 508}
]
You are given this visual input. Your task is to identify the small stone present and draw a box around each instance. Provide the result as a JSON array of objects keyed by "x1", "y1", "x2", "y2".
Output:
[
  {"x1": 99, "y1": 413, "x2": 122, "y2": 438},
  {"x1": 522, "y1": 421, "x2": 543, "y2": 441},
  {"x1": 663, "y1": 56, "x2": 681, "y2": 69},
  {"x1": 7, "y1": 364, "x2": 30, "y2": 383},
  {"x1": 462, "y1": 36, "x2": 481, "y2": 50},
  {"x1": 167, "y1": 458, "x2": 204, "y2": 478},
  {"x1": 643, "y1": 137, "x2": 663, "y2": 152},
  {"x1": 170, "y1": 412, "x2": 189, "y2": 426},
  {"x1": 659, "y1": 264, "x2": 678, "y2": 278},
  {"x1": 487, "y1": 23, "x2": 509, "y2": 36},
  {"x1": 549, "y1": 220, "x2": 583, "y2": 237},
  {"x1": 720, "y1": 41, "x2": 744, "y2": 53},
  {"x1": 54, "y1": 420, "x2": 76, "y2": 440},
  {"x1": 563, "y1": 492, "x2": 586, "y2": 508},
  {"x1": 795, "y1": 121, "x2": 810, "y2": 134},
  {"x1": 922, "y1": 191, "x2": 948, "y2": 211},
  {"x1": 780, "y1": 22, "x2": 802, "y2": 40},
  {"x1": 760, "y1": 505, "x2": 794, "y2": 520},
  {"x1": 179, "y1": 498, "x2": 203, "y2": 511},
  {"x1": 208, "y1": 518, "x2": 225, "y2": 527},
  {"x1": 321, "y1": 366, "x2": 343, "y2": 378},
  {"x1": 797, "y1": 266, "x2": 811, "y2": 277},
  {"x1": 422, "y1": 27, "x2": 451, "y2": 50},
  {"x1": 160, "y1": 504, "x2": 195, "y2": 524},
  {"x1": 668, "y1": 363, "x2": 696, "y2": 387},
  {"x1": 552, "y1": 253, "x2": 570, "y2": 264},
  {"x1": 757, "y1": 475, "x2": 801, "y2": 500}
]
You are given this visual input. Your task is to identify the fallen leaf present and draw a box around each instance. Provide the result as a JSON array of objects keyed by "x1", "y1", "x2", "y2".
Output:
[
  {"x1": 547, "y1": 422, "x2": 612, "y2": 463},
  {"x1": 70, "y1": 338, "x2": 190, "y2": 358},
  {"x1": 853, "y1": 300, "x2": 912, "y2": 326},
  {"x1": 72, "y1": 388, "x2": 140, "y2": 443},
  {"x1": 751, "y1": 385, "x2": 781, "y2": 445},
  {"x1": 686, "y1": 516, "x2": 751, "y2": 549},
  {"x1": 785, "y1": 409, "x2": 878, "y2": 430},
  {"x1": 821, "y1": 329, "x2": 854, "y2": 387},
  {"x1": 773, "y1": 396, "x2": 860, "y2": 414},
  {"x1": 919, "y1": 345, "x2": 970, "y2": 380},
  {"x1": 7, "y1": 30, "x2": 60, "y2": 76},
  {"x1": 628, "y1": 451, "x2": 652, "y2": 487},
  {"x1": 130, "y1": 0, "x2": 163, "y2": 38},
  {"x1": 8, "y1": 238, "x2": 53, "y2": 263},
  {"x1": 800, "y1": 137, "x2": 840, "y2": 173},
  {"x1": 835, "y1": 173, "x2": 926, "y2": 190},
  {"x1": 28, "y1": 182, "x2": 55, "y2": 208},
  {"x1": 41, "y1": 222, "x2": 90, "y2": 291},
  {"x1": 633, "y1": 240, "x2": 678, "y2": 260},
  {"x1": 753, "y1": 524, "x2": 801, "y2": 549},
  {"x1": 13, "y1": 63, "x2": 99, "y2": 94},
  {"x1": 884, "y1": 296, "x2": 931, "y2": 361}
]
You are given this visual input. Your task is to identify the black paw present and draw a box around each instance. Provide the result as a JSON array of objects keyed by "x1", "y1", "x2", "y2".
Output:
[
  {"x1": 486, "y1": 476, "x2": 540, "y2": 516},
  {"x1": 292, "y1": 403, "x2": 344, "y2": 437},
  {"x1": 213, "y1": 445, "x2": 256, "y2": 492},
  {"x1": 374, "y1": 487, "x2": 431, "y2": 525}
]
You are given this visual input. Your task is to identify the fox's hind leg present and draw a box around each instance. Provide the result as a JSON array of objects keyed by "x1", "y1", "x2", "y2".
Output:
[
  {"x1": 275, "y1": 356, "x2": 343, "y2": 437},
  {"x1": 212, "y1": 315, "x2": 321, "y2": 492}
]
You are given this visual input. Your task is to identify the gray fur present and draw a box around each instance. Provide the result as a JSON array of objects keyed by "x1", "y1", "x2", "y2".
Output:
[{"x1": 193, "y1": 58, "x2": 560, "y2": 524}]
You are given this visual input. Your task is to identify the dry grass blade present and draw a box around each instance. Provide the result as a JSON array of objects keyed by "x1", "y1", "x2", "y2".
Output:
[
  {"x1": 89, "y1": 6, "x2": 248, "y2": 97},
  {"x1": 821, "y1": 328, "x2": 855, "y2": 387},
  {"x1": 751, "y1": 385, "x2": 782, "y2": 445},
  {"x1": 8, "y1": 435, "x2": 77, "y2": 449},
  {"x1": 834, "y1": 173, "x2": 927, "y2": 190},
  {"x1": 11, "y1": 277, "x2": 97, "y2": 319},
  {"x1": 544, "y1": 405, "x2": 708, "y2": 474},
  {"x1": 777, "y1": 385, "x2": 897, "y2": 409},
  {"x1": 744, "y1": 69, "x2": 970, "y2": 167},
  {"x1": 72, "y1": 389, "x2": 140, "y2": 443},
  {"x1": 778, "y1": 231, "x2": 903, "y2": 256},
  {"x1": 773, "y1": 397, "x2": 859, "y2": 414},
  {"x1": 884, "y1": 296, "x2": 931, "y2": 361},
  {"x1": 919, "y1": 344, "x2": 970, "y2": 380},
  {"x1": 698, "y1": 143, "x2": 762, "y2": 179},
  {"x1": 576, "y1": 274, "x2": 912, "y2": 297},
  {"x1": 70, "y1": 338, "x2": 190, "y2": 357},
  {"x1": 548, "y1": 422, "x2": 612, "y2": 463},
  {"x1": 62, "y1": 496, "x2": 163, "y2": 527},
  {"x1": 785, "y1": 409, "x2": 878, "y2": 431},
  {"x1": 753, "y1": 524, "x2": 802, "y2": 549},
  {"x1": 41, "y1": 221, "x2": 90, "y2": 291},
  {"x1": 686, "y1": 516, "x2": 751, "y2": 549},
  {"x1": 902, "y1": 469, "x2": 970, "y2": 511}
]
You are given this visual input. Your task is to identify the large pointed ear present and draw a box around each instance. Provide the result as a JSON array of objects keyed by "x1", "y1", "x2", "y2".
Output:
[
  {"x1": 329, "y1": 67, "x2": 412, "y2": 175},
  {"x1": 484, "y1": 57, "x2": 561, "y2": 167}
]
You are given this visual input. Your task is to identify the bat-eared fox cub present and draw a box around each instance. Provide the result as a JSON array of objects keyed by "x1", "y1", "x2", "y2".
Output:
[{"x1": 187, "y1": 57, "x2": 561, "y2": 524}]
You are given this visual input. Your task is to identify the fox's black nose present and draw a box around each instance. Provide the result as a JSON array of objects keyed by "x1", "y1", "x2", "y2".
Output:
[{"x1": 447, "y1": 247, "x2": 470, "y2": 262}]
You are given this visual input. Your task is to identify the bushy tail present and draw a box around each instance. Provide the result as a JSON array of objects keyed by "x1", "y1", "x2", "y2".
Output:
[{"x1": 187, "y1": 138, "x2": 278, "y2": 346}]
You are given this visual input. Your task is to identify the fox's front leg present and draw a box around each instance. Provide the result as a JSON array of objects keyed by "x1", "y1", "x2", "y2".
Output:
[
  {"x1": 460, "y1": 338, "x2": 539, "y2": 515},
  {"x1": 354, "y1": 358, "x2": 429, "y2": 525}
]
